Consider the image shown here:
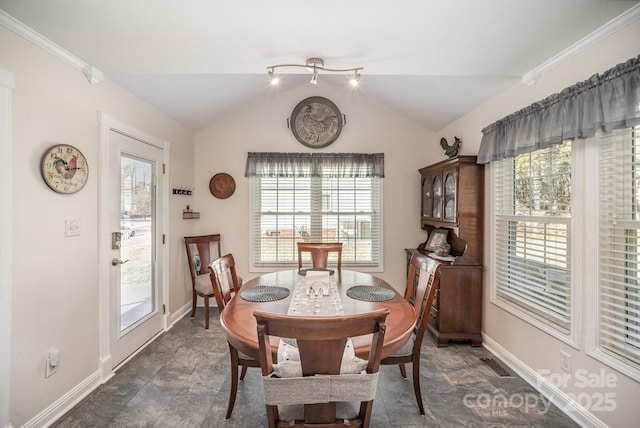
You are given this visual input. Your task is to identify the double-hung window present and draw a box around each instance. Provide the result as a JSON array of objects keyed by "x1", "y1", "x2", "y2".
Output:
[
  {"x1": 597, "y1": 127, "x2": 640, "y2": 370},
  {"x1": 245, "y1": 152, "x2": 384, "y2": 270},
  {"x1": 493, "y1": 141, "x2": 572, "y2": 334}
]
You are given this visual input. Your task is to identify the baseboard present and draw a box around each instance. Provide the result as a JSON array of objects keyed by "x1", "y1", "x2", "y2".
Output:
[
  {"x1": 170, "y1": 301, "x2": 192, "y2": 326},
  {"x1": 21, "y1": 370, "x2": 101, "y2": 428},
  {"x1": 483, "y1": 334, "x2": 608, "y2": 428}
]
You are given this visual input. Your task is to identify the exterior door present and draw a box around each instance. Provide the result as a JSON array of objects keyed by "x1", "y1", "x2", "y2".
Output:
[{"x1": 109, "y1": 130, "x2": 164, "y2": 367}]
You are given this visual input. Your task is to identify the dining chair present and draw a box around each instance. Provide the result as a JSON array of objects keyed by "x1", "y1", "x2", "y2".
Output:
[
  {"x1": 184, "y1": 234, "x2": 222, "y2": 329},
  {"x1": 380, "y1": 251, "x2": 441, "y2": 415},
  {"x1": 297, "y1": 242, "x2": 343, "y2": 272},
  {"x1": 254, "y1": 308, "x2": 389, "y2": 428},
  {"x1": 208, "y1": 253, "x2": 261, "y2": 419}
]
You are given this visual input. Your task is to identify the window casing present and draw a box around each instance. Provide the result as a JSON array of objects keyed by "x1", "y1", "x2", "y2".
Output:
[{"x1": 493, "y1": 141, "x2": 572, "y2": 333}]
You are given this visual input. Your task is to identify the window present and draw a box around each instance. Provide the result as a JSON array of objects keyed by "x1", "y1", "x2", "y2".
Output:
[
  {"x1": 493, "y1": 141, "x2": 572, "y2": 333},
  {"x1": 597, "y1": 127, "x2": 640, "y2": 369},
  {"x1": 246, "y1": 153, "x2": 383, "y2": 270}
]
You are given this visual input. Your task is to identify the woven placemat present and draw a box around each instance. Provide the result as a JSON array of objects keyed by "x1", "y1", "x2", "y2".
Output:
[
  {"x1": 346, "y1": 285, "x2": 395, "y2": 302},
  {"x1": 240, "y1": 286, "x2": 290, "y2": 302}
]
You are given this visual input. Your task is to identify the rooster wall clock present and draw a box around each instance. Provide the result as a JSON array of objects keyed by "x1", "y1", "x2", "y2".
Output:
[
  {"x1": 290, "y1": 96, "x2": 343, "y2": 148},
  {"x1": 41, "y1": 144, "x2": 88, "y2": 194}
]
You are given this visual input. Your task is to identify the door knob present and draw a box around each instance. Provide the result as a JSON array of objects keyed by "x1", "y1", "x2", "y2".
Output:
[{"x1": 112, "y1": 258, "x2": 130, "y2": 266}]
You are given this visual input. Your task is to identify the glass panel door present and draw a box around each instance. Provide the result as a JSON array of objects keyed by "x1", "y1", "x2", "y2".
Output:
[{"x1": 120, "y1": 156, "x2": 154, "y2": 331}]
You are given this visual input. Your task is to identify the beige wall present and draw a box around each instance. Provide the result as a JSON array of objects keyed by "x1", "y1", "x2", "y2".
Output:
[
  {"x1": 192, "y1": 83, "x2": 440, "y2": 289},
  {"x1": 439, "y1": 19, "x2": 640, "y2": 428},
  {"x1": 1, "y1": 26, "x2": 195, "y2": 426}
]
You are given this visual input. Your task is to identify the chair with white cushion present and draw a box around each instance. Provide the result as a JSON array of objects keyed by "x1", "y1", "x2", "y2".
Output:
[
  {"x1": 254, "y1": 308, "x2": 389, "y2": 428},
  {"x1": 208, "y1": 253, "x2": 261, "y2": 419},
  {"x1": 184, "y1": 234, "x2": 222, "y2": 329},
  {"x1": 380, "y1": 251, "x2": 441, "y2": 415}
]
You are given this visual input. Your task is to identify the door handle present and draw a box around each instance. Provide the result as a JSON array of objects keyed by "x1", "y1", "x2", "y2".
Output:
[{"x1": 112, "y1": 258, "x2": 130, "y2": 266}]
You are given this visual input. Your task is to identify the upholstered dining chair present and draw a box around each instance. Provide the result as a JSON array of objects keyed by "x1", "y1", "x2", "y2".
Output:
[
  {"x1": 380, "y1": 251, "x2": 441, "y2": 415},
  {"x1": 208, "y1": 253, "x2": 260, "y2": 419},
  {"x1": 254, "y1": 308, "x2": 389, "y2": 428},
  {"x1": 297, "y1": 242, "x2": 343, "y2": 272},
  {"x1": 184, "y1": 234, "x2": 222, "y2": 329}
]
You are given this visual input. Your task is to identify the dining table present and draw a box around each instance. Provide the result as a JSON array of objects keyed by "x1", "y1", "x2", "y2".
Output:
[{"x1": 220, "y1": 269, "x2": 417, "y2": 360}]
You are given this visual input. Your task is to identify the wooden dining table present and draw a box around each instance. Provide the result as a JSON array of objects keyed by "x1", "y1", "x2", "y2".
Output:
[{"x1": 220, "y1": 269, "x2": 417, "y2": 360}]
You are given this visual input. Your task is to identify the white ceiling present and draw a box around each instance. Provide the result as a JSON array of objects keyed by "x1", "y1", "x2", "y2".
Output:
[{"x1": 1, "y1": 0, "x2": 638, "y2": 132}]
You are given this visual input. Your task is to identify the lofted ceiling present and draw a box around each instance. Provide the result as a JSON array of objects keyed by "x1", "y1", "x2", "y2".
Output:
[{"x1": 1, "y1": 0, "x2": 639, "y2": 132}]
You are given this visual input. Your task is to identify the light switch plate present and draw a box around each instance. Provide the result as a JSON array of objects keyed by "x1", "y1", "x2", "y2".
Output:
[{"x1": 65, "y1": 219, "x2": 80, "y2": 237}]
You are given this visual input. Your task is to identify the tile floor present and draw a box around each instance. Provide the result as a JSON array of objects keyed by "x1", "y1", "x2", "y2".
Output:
[{"x1": 51, "y1": 309, "x2": 579, "y2": 427}]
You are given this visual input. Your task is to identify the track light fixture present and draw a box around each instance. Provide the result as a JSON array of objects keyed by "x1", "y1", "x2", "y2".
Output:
[{"x1": 267, "y1": 57, "x2": 363, "y2": 87}]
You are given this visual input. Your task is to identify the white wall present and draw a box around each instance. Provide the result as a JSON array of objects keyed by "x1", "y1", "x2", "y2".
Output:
[
  {"x1": 439, "y1": 19, "x2": 640, "y2": 428},
  {"x1": 0, "y1": 26, "x2": 196, "y2": 427},
  {"x1": 192, "y1": 82, "x2": 440, "y2": 289}
]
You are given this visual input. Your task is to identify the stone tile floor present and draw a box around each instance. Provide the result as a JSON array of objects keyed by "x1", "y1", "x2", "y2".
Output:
[{"x1": 51, "y1": 309, "x2": 579, "y2": 427}]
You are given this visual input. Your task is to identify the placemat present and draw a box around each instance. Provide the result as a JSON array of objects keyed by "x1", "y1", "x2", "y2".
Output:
[
  {"x1": 240, "y1": 286, "x2": 290, "y2": 302},
  {"x1": 346, "y1": 285, "x2": 395, "y2": 302}
]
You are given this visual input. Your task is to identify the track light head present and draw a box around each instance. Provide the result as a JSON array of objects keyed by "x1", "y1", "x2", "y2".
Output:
[
  {"x1": 268, "y1": 68, "x2": 280, "y2": 86},
  {"x1": 350, "y1": 72, "x2": 361, "y2": 87}
]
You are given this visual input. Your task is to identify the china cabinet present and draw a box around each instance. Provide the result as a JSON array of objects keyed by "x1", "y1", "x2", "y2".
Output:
[{"x1": 413, "y1": 155, "x2": 484, "y2": 346}]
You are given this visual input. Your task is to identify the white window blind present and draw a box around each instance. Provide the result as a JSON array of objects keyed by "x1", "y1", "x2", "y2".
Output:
[
  {"x1": 494, "y1": 141, "x2": 572, "y2": 332},
  {"x1": 248, "y1": 155, "x2": 382, "y2": 268},
  {"x1": 598, "y1": 127, "x2": 640, "y2": 368}
]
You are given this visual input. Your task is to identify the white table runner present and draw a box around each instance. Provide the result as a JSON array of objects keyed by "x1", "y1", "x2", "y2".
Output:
[{"x1": 278, "y1": 270, "x2": 350, "y2": 362}]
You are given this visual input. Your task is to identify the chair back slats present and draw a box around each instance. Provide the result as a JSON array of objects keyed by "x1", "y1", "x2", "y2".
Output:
[
  {"x1": 209, "y1": 253, "x2": 241, "y2": 311},
  {"x1": 184, "y1": 234, "x2": 221, "y2": 279},
  {"x1": 408, "y1": 252, "x2": 441, "y2": 347},
  {"x1": 297, "y1": 242, "x2": 343, "y2": 272}
]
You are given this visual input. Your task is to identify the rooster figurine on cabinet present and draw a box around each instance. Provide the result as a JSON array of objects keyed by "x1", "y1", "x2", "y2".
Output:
[{"x1": 440, "y1": 136, "x2": 461, "y2": 158}]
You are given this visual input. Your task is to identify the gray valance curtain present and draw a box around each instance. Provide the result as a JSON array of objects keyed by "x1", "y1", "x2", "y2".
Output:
[
  {"x1": 478, "y1": 55, "x2": 640, "y2": 164},
  {"x1": 245, "y1": 152, "x2": 385, "y2": 178}
]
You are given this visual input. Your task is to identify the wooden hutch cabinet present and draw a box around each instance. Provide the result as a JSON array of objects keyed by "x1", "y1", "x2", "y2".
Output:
[{"x1": 410, "y1": 155, "x2": 484, "y2": 346}]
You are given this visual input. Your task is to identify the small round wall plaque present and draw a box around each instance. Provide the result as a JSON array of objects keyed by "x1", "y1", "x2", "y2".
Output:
[{"x1": 209, "y1": 173, "x2": 236, "y2": 199}]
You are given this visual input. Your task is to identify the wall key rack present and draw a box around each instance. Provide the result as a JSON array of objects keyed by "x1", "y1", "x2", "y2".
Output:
[{"x1": 173, "y1": 187, "x2": 194, "y2": 195}]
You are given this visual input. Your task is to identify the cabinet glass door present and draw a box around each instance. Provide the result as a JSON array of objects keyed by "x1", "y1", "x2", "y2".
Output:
[
  {"x1": 432, "y1": 175, "x2": 442, "y2": 218},
  {"x1": 422, "y1": 176, "x2": 432, "y2": 218},
  {"x1": 444, "y1": 171, "x2": 457, "y2": 221}
]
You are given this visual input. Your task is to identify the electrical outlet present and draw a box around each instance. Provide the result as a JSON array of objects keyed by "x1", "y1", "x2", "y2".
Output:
[
  {"x1": 45, "y1": 358, "x2": 57, "y2": 378},
  {"x1": 560, "y1": 350, "x2": 571, "y2": 373},
  {"x1": 45, "y1": 348, "x2": 60, "y2": 378}
]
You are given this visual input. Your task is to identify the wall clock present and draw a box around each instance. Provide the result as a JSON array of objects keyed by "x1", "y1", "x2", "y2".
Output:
[
  {"x1": 290, "y1": 96, "x2": 343, "y2": 148},
  {"x1": 40, "y1": 144, "x2": 89, "y2": 194}
]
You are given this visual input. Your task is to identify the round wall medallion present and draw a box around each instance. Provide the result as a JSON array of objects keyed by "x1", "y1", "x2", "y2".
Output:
[
  {"x1": 40, "y1": 144, "x2": 89, "y2": 194},
  {"x1": 290, "y1": 96, "x2": 343, "y2": 148},
  {"x1": 209, "y1": 173, "x2": 236, "y2": 199}
]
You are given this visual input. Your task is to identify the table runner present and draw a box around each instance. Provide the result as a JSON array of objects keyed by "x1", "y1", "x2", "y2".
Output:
[{"x1": 278, "y1": 270, "x2": 350, "y2": 362}]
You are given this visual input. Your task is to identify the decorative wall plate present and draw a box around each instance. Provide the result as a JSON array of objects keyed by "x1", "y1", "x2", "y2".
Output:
[
  {"x1": 290, "y1": 96, "x2": 343, "y2": 148},
  {"x1": 209, "y1": 173, "x2": 236, "y2": 199},
  {"x1": 40, "y1": 144, "x2": 89, "y2": 194}
]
